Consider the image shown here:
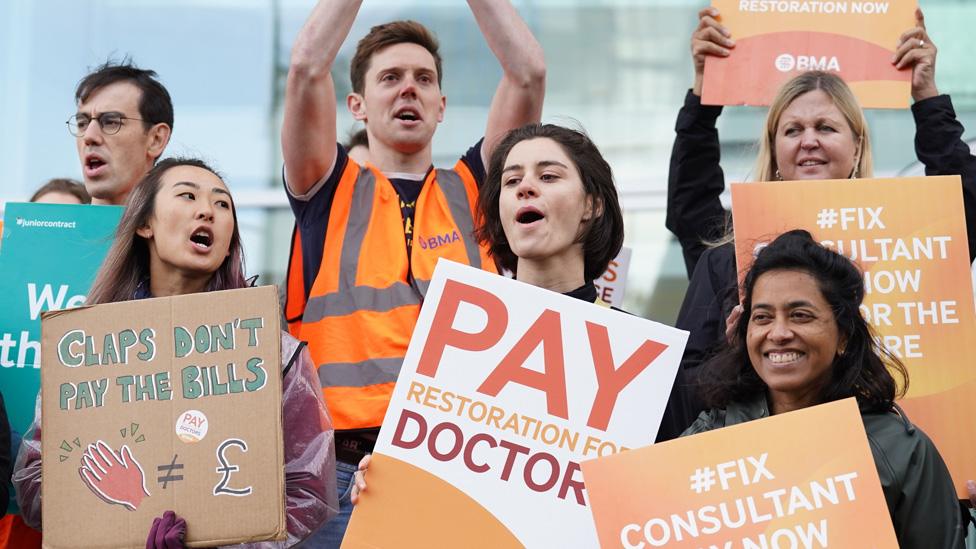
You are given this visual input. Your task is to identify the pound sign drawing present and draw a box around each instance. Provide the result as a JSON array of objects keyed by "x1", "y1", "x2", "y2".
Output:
[{"x1": 213, "y1": 438, "x2": 253, "y2": 497}]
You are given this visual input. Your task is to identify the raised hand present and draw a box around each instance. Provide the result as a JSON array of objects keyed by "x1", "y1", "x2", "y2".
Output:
[
  {"x1": 893, "y1": 8, "x2": 938, "y2": 102},
  {"x1": 692, "y1": 7, "x2": 735, "y2": 96},
  {"x1": 78, "y1": 440, "x2": 150, "y2": 511}
]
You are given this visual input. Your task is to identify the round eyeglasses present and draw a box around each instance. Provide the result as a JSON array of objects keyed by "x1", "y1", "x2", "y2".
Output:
[{"x1": 66, "y1": 112, "x2": 145, "y2": 137}]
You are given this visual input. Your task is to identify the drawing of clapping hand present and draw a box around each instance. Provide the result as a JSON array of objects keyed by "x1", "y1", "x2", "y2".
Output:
[{"x1": 78, "y1": 440, "x2": 151, "y2": 511}]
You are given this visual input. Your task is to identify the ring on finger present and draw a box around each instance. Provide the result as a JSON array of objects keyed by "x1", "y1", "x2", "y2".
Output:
[{"x1": 919, "y1": 39, "x2": 925, "y2": 48}]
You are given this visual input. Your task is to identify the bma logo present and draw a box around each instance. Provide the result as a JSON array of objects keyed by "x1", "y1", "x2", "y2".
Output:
[
  {"x1": 774, "y1": 54, "x2": 841, "y2": 73},
  {"x1": 418, "y1": 230, "x2": 460, "y2": 250}
]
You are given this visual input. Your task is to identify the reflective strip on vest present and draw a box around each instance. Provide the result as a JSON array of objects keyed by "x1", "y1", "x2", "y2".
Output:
[
  {"x1": 304, "y1": 283, "x2": 418, "y2": 321},
  {"x1": 434, "y1": 169, "x2": 482, "y2": 271},
  {"x1": 318, "y1": 357, "x2": 403, "y2": 387}
]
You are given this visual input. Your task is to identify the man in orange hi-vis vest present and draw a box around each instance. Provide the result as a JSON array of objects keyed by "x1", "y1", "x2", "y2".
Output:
[{"x1": 280, "y1": 1, "x2": 546, "y2": 544}]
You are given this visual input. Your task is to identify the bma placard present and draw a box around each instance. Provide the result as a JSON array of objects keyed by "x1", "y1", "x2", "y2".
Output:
[{"x1": 702, "y1": 0, "x2": 915, "y2": 108}]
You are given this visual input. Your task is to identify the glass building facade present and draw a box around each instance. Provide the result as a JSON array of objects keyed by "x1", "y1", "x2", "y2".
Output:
[{"x1": 2, "y1": 0, "x2": 974, "y2": 321}]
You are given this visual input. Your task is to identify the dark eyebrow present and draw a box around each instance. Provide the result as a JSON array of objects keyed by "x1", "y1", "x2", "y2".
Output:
[
  {"x1": 537, "y1": 160, "x2": 569, "y2": 170},
  {"x1": 174, "y1": 180, "x2": 231, "y2": 199},
  {"x1": 752, "y1": 300, "x2": 818, "y2": 310},
  {"x1": 502, "y1": 160, "x2": 570, "y2": 174}
]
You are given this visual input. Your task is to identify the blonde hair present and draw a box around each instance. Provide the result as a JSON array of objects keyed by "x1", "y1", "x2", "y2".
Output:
[
  {"x1": 755, "y1": 71, "x2": 872, "y2": 182},
  {"x1": 712, "y1": 72, "x2": 873, "y2": 247}
]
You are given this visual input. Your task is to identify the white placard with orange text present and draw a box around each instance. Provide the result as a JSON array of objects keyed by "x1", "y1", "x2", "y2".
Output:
[
  {"x1": 342, "y1": 260, "x2": 688, "y2": 548},
  {"x1": 594, "y1": 246, "x2": 632, "y2": 308}
]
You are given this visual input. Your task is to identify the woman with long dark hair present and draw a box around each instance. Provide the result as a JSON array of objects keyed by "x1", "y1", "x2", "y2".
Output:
[
  {"x1": 14, "y1": 158, "x2": 338, "y2": 547},
  {"x1": 684, "y1": 230, "x2": 964, "y2": 548}
]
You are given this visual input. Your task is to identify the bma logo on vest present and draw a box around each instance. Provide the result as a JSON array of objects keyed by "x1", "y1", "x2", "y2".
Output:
[
  {"x1": 775, "y1": 54, "x2": 840, "y2": 73},
  {"x1": 418, "y1": 230, "x2": 460, "y2": 250}
]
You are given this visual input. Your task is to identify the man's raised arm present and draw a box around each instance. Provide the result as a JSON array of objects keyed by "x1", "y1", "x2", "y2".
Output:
[
  {"x1": 468, "y1": 0, "x2": 547, "y2": 166},
  {"x1": 282, "y1": 0, "x2": 362, "y2": 196}
]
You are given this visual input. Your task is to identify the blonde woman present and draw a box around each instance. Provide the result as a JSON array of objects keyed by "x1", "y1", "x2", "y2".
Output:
[{"x1": 659, "y1": 8, "x2": 976, "y2": 441}]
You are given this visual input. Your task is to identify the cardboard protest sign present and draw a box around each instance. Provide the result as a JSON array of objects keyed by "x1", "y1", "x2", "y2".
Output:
[
  {"x1": 342, "y1": 260, "x2": 688, "y2": 548},
  {"x1": 731, "y1": 176, "x2": 976, "y2": 496},
  {"x1": 583, "y1": 398, "x2": 898, "y2": 549},
  {"x1": 594, "y1": 246, "x2": 632, "y2": 308},
  {"x1": 41, "y1": 286, "x2": 285, "y2": 548},
  {"x1": 702, "y1": 0, "x2": 915, "y2": 108}
]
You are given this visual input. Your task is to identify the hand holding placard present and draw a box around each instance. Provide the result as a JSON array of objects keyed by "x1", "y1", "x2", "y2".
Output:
[
  {"x1": 692, "y1": 7, "x2": 735, "y2": 96},
  {"x1": 147, "y1": 510, "x2": 187, "y2": 549},
  {"x1": 892, "y1": 8, "x2": 937, "y2": 101}
]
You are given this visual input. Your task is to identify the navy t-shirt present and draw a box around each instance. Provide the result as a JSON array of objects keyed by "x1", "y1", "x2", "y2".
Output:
[{"x1": 286, "y1": 141, "x2": 486, "y2": 300}]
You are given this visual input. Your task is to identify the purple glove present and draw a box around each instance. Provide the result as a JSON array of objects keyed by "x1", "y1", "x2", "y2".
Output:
[{"x1": 147, "y1": 510, "x2": 186, "y2": 549}]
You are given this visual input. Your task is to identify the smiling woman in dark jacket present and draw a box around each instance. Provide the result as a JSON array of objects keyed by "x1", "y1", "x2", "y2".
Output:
[
  {"x1": 659, "y1": 7, "x2": 976, "y2": 442},
  {"x1": 683, "y1": 230, "x2": 965, "y2": 549}
]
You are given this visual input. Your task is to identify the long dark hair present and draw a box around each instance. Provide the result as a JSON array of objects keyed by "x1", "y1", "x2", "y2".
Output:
[
  {"x1": 699, "y1": 230, "x2": 907, "y2": 413},
  {"x1": 477, "y1": 123, "x2": 624, "y2": 282},
  {"x1": 87, "y1": 157, "x2": 247, "y2": 305}
]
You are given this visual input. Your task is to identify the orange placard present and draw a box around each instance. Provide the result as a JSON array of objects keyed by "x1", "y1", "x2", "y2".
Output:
[
  {"x1": 702, "y1": 0, "x2": 916, "y2": 108},
  {"x1": 583, "y1": 399, "x2": 897, "y2": 548},
  {"x1": 731, "y1": 176, "x2": 976, "y2": 496}
]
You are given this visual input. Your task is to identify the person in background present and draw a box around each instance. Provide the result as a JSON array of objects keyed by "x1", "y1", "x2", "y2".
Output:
[
  {"x1": 659, "y1": 7, "x2": 976, "y2": 441},
  {"x1": 29, "y1": 178, "x2": 91, "y2": 205},
  {"x1": 345, "y1": 128, "x2": 370, "y2": 165},
  {"x1": 281, "y1": 2, "x2": 545, "y2": 544},
  {"x1": 69, "y1": 60, "x2": 173, "y2": 206},
  {"x1": 13, "y1": 158, "x2": 337, "y2": 547},
  {"x1": 683, "y1": 230, "x2": 965, "y2": 548}
]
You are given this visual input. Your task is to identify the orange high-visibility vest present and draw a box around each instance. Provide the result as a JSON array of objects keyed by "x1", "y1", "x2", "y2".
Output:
[{"x1": 285, "y1": 160, "x2": 496, "y2": 430}]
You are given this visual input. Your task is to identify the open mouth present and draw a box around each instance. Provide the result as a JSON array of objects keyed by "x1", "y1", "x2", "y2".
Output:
[
  {"x1": 85, "y1": 154, "x2": 107, "y2": 171},
  {"x1": 766, "y1": 351, "x2": 804, "y2": 364},
  {"x1": 516, "y1": 207, "x2": 545, "y2": 225},
  {"x1": 190, "y1": 228, "x2": 214, "y2": 250},
  {"x1": 394, "y1": 108, "x2": 421, "y2": 122}
]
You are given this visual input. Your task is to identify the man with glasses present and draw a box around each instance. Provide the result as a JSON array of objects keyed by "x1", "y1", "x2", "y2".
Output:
[{"x1": 67, "y1": 61, "x2": 173, "y2": 206}]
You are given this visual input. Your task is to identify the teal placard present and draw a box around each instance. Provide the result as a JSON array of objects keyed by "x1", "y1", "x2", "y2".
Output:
[{"x1": 0, "y1": 202, "x2": 121, "y2": 513}]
